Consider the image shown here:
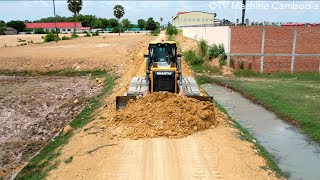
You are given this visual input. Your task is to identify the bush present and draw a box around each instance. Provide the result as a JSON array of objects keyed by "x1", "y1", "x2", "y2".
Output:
[
  {"x1": 61, "y1": 36, "x2": 71, "y2": 40},
  {"x1": 84, "y1": 31, "x2": 91, "y2": 37},
  {"x1": 208, "y1": 43, "x2": 225, "y2": 59},
  {"x1": 44, "y1": 33, "x2": 59, "y2": 42},
  {"x1": 34, "y1": 28, "x2": 47, "y2": 34},
  {"x1": 166, "y1": 26, "x2": 178, "y2": 37},
  {"x1": 197, "y1": 39, "x2": 209, "y2": 60},
  {"x1": 218, "y1": 52, "x2": 227, "y2": 66},
  {"x1": 71, "y1": 33, "x2": 78, "y2": 38},
  {"x1": 151, "y1": 28, "x2": 160, "y2": 36},
  {"x1": 183, "y1": 50, "x2": 203, "y2": 65},
  {"x1": 92, "y1": 31, "x2": 99, "y2": 36}
]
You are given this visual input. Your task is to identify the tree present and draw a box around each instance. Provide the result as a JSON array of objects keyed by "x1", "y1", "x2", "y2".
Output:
[
  {"x1": 241, "y1": 0, "x2": 246, "y2": 25},
  {"x1": 107, "y1": 18, "x2": 119, "y2": 28},
  {"x1": 6, "y1": 21, "x2": 26, "y2": 32},
  {"x1": 113, "y1": 5, "x2": 125, "y2": 36},
  {"x1": 145, "y1": 17, "x2": 157, "y2": 31},
  {"x1": 160, "y1": 17, "x2": 163, "y2": 28},
  {"x1": 67, "y1": 0, "x2": 83, "y2": 33},
  {"x1": 0, "y1": 20, "x2": 5, "y2": 35},
  {"x1": 166, "y1": 25, "x2": 178, "y2": 38},
  {"x1": 245, "y1": 19, "x2": 249, "y2": 26},
  {"x1": 236, "y1": 18, "x2": 239, "y2": 25},
  {"x1": 137, "y1": 19, "x2": 146, "y2": 29},
  {"x1": 92, "y1": 18, "x2": 108, "y2": 29},
  {"x1": 121, "y1": 18, "x2": 130, "y2": 31}
]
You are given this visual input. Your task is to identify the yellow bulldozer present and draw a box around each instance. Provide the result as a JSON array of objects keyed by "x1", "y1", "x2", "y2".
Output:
[{"x1": 116, "y1": 40, "x2": 212, "y2": 110}]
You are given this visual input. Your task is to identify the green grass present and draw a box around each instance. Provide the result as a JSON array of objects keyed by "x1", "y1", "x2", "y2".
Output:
[
  {"x1": 14, "y1": 70, "x2": 116, "y2": 179},
  {"x1": 211, "y1": 71, "x2": 320, "y2": 142},
  {"x1": 0, "y1": 69, "x2": 109, "y2": 77},
  {"x1": 191, "y1": 63, "x2": 221, "y2": 74}
]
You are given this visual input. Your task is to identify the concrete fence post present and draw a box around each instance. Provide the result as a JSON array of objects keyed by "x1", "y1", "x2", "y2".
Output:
[
  {"x1": 260, "y1": 28, "x2": 266, "y2": 73},
  {"x1": 227, "y1": 27, "x2": 231, "y2": 66},
  {"x1": 291, "y1": 28, "x2": 297, "y2": 74}
]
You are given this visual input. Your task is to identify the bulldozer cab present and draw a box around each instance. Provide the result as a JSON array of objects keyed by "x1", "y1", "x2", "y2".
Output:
[{"x1": 147, "y1": 41, "x2": 177, "y2": 67}]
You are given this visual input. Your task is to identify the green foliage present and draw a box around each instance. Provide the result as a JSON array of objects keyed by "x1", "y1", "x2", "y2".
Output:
[
  {"x1": 137, "y1": 19, "x2": 146, "y2": 29},
  {"x1": 44, "y1": 33, "x2": 60, "y2": 42},
  {"x1": 183, "y1": 50, "x2": 204, "y2": 65},
  {"x1": 61, "y1": 36, "x2": 71, "y2": 40},
  {"x1": 195, "y1": 75, "x2": 215, "y2": 85},
  {"x1": 6, "y1": 20, "x2": 26, "y2": 32},
  {"x1": 107, "y1": 18, "x2": 119, "y2": 28},
  {"x1": 92, "y1": 18, "x2": 107, "y2": 29},
  {"x1": 151, "y1": 28, "x2": 160, "y2": 36},
  {"x1": 197, "y1": 39, "x2": 209, "y2": 60},
  {"x1": 166, "y1": 25, "x2": 178, "y2": 37},
  {"x1": 71, "y1": 33, "x2": 79, "y2": 38},
  {"x1": 0, "y1": 20, "x2": 6, "y2": 35},
  {"x1": 34, "y1": 28, "x2": 47, "y2": 34},
  {"x1": 113, "y1": 5, "x2": 125, "y2": 20},
  {"x1": 121, "y1": 18, "x2": 131, "y2": 31},
  {"x1": 218, "y1": 52, "x2": 226, "y2": 66},
  {"x1": 146, "y1": 17, "x2": 157, "y2": 30},
  {"x1": 91, "y1": 31, "x2": 99, "y2": 36},
  {"x1": 83, "y1": 31, "x2": 91, "y2": 37},
  {"x1": 208, "y1": 44, "x2": 225, "y2": 59},
  {"x1": 67, "y1": 0, "x2": 83, "y2": 15}
]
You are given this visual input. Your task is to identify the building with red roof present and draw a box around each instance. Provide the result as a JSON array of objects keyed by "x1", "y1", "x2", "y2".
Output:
[{"x1": 25, "y1": 22, "x2": 90, "y2": 33}]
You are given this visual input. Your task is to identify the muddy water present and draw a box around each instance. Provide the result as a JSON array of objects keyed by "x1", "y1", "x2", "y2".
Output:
[{"x1": 201, "y1": 83, "x2": 320, "y2": 180}]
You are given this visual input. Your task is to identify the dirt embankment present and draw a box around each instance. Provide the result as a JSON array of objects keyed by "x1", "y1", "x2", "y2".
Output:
[
  {"x1": 0, "y1": 76, "x2": 101, "y2": 178},
  {"x1": 102, "y1": 92, "x2": 222, "y2": 139}
]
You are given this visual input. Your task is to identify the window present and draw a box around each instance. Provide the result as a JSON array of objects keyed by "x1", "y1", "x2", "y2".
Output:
[
  {"x1": 206, "y1": 19, "x2": 209, "y2": 22},
  {"x1": 68, "y1": 29, "x2": 71, "y2": 31},
  {"x1": 197, "y1": 18, "x2": 200, "y2": 22},
  {"x1": 193, "y1": 19, "x2": 195, "y2": 22},
  {"x1": 189, "y1": 19, "x2": 191, "y2": 22}
]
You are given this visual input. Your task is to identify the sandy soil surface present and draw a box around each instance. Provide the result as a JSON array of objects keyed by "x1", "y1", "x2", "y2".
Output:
[
  {"x1": 0, "y1": 76, "x2": 101, "y2": 178},
  {"x1": 0, "y1": 34, "x2": 153, "y2": 72},
  {"x1": 46, "y1": 33, "x2": 281, "y2": 180}
]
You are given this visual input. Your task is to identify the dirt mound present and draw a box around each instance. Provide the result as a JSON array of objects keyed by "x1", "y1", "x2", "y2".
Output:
[{"x1": 102, "y1": 92, "x2": 220, "y2": 139}]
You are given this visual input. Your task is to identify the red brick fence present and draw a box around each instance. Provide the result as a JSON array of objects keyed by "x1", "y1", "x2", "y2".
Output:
[{"x1": 229, "y1": 26, "x2": 320, "y2": 73}]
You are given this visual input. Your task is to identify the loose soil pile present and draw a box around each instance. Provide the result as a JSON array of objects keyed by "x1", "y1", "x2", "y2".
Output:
[{"x1": 103, "y1": 92, "x2": 220, "y2": 139}]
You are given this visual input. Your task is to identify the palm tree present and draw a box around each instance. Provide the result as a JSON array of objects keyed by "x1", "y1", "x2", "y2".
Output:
[
  {"x1": 67, "y1": 0, "x2": 83, "y2": 33},
  {"x1": 114, "y1": 5, "x2": 125, "y2": 36},
  {"x1": 160, "y1": 17, "x2": 163, "y2": 29},
  {"x1": 241, "y1": 0, "x2": 246, "y2": 25}
]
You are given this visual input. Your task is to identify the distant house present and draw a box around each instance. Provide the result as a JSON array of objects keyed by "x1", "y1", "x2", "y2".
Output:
[
  {"x1": 4, "y1": 27, "x2": 17, "y2": 35},
  {"x1": 24, "y1": 22, "x2": 90, "y2": 33}
]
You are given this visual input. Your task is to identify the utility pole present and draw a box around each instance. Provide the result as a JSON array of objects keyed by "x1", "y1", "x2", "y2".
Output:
[{"x1": 53, "y1": 0, "x2": 58, "y2": 40}]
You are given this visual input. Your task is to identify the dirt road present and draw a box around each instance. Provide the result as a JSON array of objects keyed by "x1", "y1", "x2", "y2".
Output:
[{"x1": 46, "y1": 33, "x2": 280, "y2": 180}]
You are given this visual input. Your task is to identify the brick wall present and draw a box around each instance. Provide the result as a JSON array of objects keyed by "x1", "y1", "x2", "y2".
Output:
[{"x1": 230, "y1": 26, "x2": 320, "y2": 73}]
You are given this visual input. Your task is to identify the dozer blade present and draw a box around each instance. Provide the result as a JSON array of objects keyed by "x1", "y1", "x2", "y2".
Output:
[
  {"x1": 116, "y1": 95, "x2": 213, "y2": 110},
  {"x1": 188, "y1": 95, "x2": 213, "y2": 103},
  {"x1": 116, "y1": 96, "x2": 137, "y2": 110}
]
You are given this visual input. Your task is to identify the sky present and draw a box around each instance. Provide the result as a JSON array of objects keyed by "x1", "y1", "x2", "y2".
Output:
[{"x1": 0, "y1": 1, "x2": 319, "y2": 24}]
